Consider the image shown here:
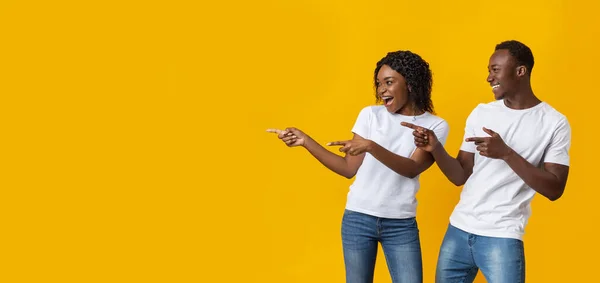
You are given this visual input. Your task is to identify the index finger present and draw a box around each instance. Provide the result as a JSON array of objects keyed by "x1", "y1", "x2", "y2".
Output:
[
  {"x1": 266, "y1": 128, "x2": 283, "y2": 134},
  {"x1": 400, "y1": 122, "x2": 419, "y2": 130},
  {"x1": 326, "y1": 140, "x2": 349, "y2": 146},
  {"x1": 465, "y1": 137, "x2": 485, "y2": 143}
]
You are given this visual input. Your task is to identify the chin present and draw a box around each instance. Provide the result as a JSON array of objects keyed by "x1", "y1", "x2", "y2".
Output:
[
  {"x1": 384, "y1": 104, "x2": 400, "y2": 113},
  {"x1": 492, "y1": 91, "x2": 505, "y2": 100}
]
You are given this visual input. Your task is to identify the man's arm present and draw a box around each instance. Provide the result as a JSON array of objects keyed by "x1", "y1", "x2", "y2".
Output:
[
  {"x1": 467, "y1": 126, "x2": 570, "y2": 201},
  {"x1": 503, "y1": 153, "x2": 569, "y2": 201}
]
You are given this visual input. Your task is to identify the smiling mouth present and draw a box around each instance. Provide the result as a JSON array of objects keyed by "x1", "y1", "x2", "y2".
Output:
[
  {"x1": 492, "y1": 84, "x2": 500, "y2": 90},
  {"x1": 382, "y1": 96, "x2": 394, "y2": 106}
]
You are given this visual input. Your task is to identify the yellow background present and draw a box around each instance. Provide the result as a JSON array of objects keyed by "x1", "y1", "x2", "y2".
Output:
[{"x1": 1, "y1": 0, "x2": 597, "y2": 282}]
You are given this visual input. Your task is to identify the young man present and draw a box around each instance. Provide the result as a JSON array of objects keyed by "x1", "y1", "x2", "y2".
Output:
[{"x1": 402, "y1": 40, "x2": 571, "y2": 283}]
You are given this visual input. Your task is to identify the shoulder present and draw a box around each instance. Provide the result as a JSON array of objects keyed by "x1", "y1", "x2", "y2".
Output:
[
  {"x1": 478, "y1": 100, "x2": 504, "y2": 111},
  {"x1": 356, "y1": 105, "x2": 381, "y2": 115},
  {"x1": 422, "y1": 112, "x2": 449, "y2": 129},
  {"x1": 540, "y1": 102, "x2": 568, "y2": 121},
  {"x1": 363, "y1": 105, "x2": 385, "y2": 114},
  {"x1": 539, "y1": 102, "x2": 570, "y2": 132},
  {"x1": 468, "y1": 101, "x2": 494, "y2": 115}
]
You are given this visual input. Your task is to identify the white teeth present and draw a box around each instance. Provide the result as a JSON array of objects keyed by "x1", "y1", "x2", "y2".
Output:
[{"x1": 492, "y1": 85, "x2": 500, "y2": 89}]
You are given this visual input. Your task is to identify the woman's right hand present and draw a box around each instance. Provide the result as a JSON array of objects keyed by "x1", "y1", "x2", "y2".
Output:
[
  {"x1": 400, "y1": 122, "x2": 439, "y2": 152},
  {"x1": 266, "y1": 127, "x2": 308, "y2": 147}
]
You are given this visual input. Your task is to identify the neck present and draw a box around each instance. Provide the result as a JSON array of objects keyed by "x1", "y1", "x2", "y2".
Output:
[
  {"x1": 503, "y1": 83, "x2": 541, "y2": 110},
  {"x1": 396, "y1": 103, "x2": 424, "y2": 116}
]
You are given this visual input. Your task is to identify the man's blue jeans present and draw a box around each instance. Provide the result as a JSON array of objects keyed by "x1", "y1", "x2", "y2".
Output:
[{"x1": 436, "y1": 224, "x2": 525, "y2": 283}]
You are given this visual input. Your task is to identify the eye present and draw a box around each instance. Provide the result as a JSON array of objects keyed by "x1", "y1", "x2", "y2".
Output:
[{"x1": 386, "y1": 81, "x2": 393, "y2": 85}]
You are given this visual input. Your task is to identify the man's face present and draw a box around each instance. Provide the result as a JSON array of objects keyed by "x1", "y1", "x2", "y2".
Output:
[{"x1": 487, "y1": 49, "x2": 523, "y2": 100}]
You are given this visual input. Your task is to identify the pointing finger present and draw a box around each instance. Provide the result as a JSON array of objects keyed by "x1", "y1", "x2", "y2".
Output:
[
  {"x1": 465, "y1": 137, "x2": 485, "y2": 143},
  {"x1": 327, "y1": 141, "x2": 349, "y2": 146},
  {"x1": 401, "y1": 122, "x2": 420, "y2": 130},
  {"x1": 266, "y1": 128, "x2": 282, "y2": 134}
]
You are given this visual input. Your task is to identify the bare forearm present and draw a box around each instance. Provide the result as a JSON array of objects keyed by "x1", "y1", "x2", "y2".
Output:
[
  {"x1": 303, "y1": 137, "x2": 355, "y2": 178},
  {"x1": 368, "y1": 143, "x2": 420, "y2": 178},
  {"x1": 431, "y1": 146, "x2": 469, "y2": 186},
  {"x1": 503, "y1": 150, "x2": 565, "y2": 200}
]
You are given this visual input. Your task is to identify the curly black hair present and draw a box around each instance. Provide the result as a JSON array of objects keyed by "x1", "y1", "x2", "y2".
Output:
[
  {"x1": 495, "y1": 40, "x2": 534, "y2": 75},
  {"x1": 374, "y1": 50, "x2": 434, "y2": 114}
]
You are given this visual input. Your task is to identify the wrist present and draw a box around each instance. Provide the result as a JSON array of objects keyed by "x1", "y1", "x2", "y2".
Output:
[
  {"x1": 431, "y1": 141, "x2": 441, "y2": 152},
  {"x1": 502, "y1": 148, "x2": 516, "y2": 161},
  {"x1": 365, "y1": 140, "x2": 379, "y2": 154},
  {"x1": 431, "y1": 142, "x2": 443, "y2": 154},
  {"x1": 301, "y1": 135, "x2": 313, "y2": 148},
  {"x1": 366, "y1": 140, "x2": 376, "y2": 153}
]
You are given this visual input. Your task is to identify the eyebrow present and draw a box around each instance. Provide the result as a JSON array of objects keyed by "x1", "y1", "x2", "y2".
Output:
[{"x1": 376, "y1": 77, "x2": 395, "y2": 82}]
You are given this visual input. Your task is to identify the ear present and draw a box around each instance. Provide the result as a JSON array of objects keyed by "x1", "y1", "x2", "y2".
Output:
[
  {"x1": 517, "y1": 65, "x2": 527, "y2": 77},
  {"x1": 407, "y1": 84, "x2": 412, "y2": 93}
]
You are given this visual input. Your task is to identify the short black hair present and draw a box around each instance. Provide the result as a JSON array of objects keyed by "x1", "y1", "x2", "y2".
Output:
[
  {"x1": 495, "y1": 40, "x2": 535, "y2": 75},
  {"x1": 374, "y1": 50, "x2": 434, "y2": 114}
]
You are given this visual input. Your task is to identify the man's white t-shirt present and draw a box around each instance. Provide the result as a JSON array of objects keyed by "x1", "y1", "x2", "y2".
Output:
[
  {"x1": 346, "y1": 105, "x2": 450, "y2": 219},
  {"x1": 450, "y1": 100, "x2": 571, "y2": 240}
]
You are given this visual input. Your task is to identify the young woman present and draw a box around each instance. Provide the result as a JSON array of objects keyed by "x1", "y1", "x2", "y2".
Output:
[{"x1": 268, "y1": 50, "x2": 449, "y2": 283}]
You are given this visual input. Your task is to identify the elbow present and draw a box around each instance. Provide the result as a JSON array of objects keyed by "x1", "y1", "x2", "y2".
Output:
[
  {"x1": 399, "y1": 165, "x2": 421, "y2": 179},
  {"x1": 450, "y1": 178, "x2": 466, "y2": 186},
  {"x1": 396, "y1": 169, "x2": 418, "y2": 179},
  {"x1": 544, "y1": 185, "x2": 565, "y2": 201},
  {"x1": 343, "y1": 170, "x2": 357, "y2": 179},
  {"x1": 406, "y1": 171, "x2": 419, "y2": 179},
  {"x1": 404, "y1": 171, "x2": 419, "y2": 179},
  {"x1": 547, "y1": 194, "x2": 561, "y2": 202},
  {"x1": 547, "y1": 190, "x2": 564, "y2": 202}
]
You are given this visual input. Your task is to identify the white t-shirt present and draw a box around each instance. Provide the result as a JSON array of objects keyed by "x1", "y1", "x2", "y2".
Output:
[
  {"x1": 450, "y1": 100, "x2": 571, "y2": 240},
  {"x1": 346, "y1": 105, "x2": 450, "y2": 219}
]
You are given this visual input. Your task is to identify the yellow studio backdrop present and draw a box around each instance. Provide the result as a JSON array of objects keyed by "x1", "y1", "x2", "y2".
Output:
[{"x1": 0, "y1": 0, "x2": 597, "y2": 282}]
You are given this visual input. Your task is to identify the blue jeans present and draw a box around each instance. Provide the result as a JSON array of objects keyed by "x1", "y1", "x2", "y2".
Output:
[
  {"x1": 341, "y1": 209, "x2": 423, "y2": 283},
  {"x1": 436, "y1": 224, "x2": 525, "y2": 283}
]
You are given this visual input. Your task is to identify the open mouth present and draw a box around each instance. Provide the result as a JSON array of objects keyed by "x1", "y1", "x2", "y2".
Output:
[
  {"x1": 491, "y1": 83, "x2": 500, "y2": 90},
  {"x1": 382, "y1": 96, "x2": 394, "y2": 106}
]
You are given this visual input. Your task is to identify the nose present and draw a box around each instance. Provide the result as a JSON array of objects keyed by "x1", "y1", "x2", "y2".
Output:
[
  {"x1": 486, "y1": 72, "x2": 493, "y2": 83},
  {"x1": 378, "y1": 86, "x2": 387, "y2": 95}
]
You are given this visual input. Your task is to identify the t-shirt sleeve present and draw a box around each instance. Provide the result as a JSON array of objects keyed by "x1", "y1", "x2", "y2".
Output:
[
  {"x1": 432, "y1": 119, "x2": 450, "y2": 146},
  {"x1": 351, "y1": 107, "x2": 371, "y2": 138},
  {"x1": 460, "y1": 106, "x2": 479, "y2": 153},
  {"x1": 542, "y1": 117, "x2": 571, "y2": 166}
]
